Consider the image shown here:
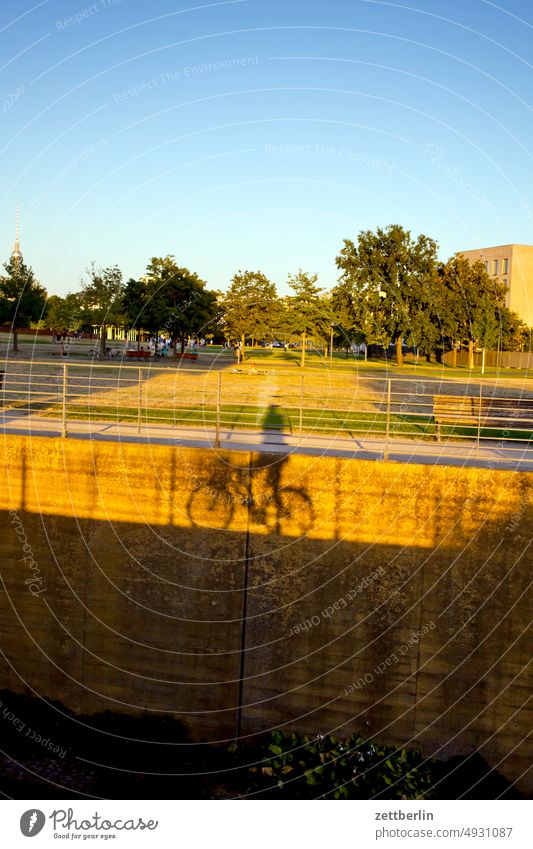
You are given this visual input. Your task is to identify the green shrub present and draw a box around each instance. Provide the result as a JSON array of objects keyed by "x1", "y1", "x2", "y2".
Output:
[{"x1": 251, "y1": 730, "x2": 436, "y2": 799}]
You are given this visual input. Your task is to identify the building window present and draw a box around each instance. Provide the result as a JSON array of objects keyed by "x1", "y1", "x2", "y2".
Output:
[
  {"x1": 503, "y1": 278, "x2": 508, "y2": 287},
  {"x1": 502, "y1": 257, "x2": 509, "y2": 274},
  {"x1": 484, "y1": 261, "x2": 489, "y2": 272},
  {"x1": 492, "y1": 259, "x2": 498, "y2": 275}
]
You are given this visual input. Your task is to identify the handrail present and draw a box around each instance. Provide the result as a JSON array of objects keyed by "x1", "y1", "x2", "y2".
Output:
[{"x1": 0, "y1": 360, "x2": 531, "y2": 466}]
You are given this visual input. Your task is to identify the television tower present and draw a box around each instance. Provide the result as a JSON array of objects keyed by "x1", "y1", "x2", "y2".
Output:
[{"x1": 11, "y1": 206, "x2": 22, "y2": 265}]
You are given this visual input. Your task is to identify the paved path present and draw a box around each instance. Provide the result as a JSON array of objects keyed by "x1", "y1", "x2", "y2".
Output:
[{"x1": 1, "y1": 409, "x2": 532, "y2": 471}]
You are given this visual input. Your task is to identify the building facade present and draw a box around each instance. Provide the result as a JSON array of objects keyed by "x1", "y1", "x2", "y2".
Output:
[{"x1": 459, "y1": 244, "x2": 533, "y2": 327}]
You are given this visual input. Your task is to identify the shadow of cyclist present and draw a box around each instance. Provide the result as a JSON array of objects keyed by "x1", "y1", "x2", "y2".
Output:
[
  {"x1": 261, "y1": 403, "x2": 290, "y2": 446},
  {"x1": 251, "y1": 409, "x2": 313, "y2": 535},
  {"x1": 186, "y1": 406, "x2": 313, "y2": 535}
]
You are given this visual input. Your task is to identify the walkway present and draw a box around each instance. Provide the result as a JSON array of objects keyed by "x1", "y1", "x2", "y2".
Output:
[{"x1": 1, "y1": 409, "x2": 532, "y2": 471}]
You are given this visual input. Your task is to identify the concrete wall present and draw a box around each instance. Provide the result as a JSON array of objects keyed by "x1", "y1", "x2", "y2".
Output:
[{"x1": 0, "y1": 436, "x2": 531, "y2": 792}]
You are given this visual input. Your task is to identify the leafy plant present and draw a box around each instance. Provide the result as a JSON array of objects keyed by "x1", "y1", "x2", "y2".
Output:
[{"x1": 250, "y1": 730, "x2": 436, "y2": 799}]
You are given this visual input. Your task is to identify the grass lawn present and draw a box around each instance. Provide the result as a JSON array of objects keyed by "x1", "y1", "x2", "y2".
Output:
[
  {"x1": 32, "y1": 399, "x2": 532, "y2": 444},
  {"x1": 2, "y1": 343, "x2": 531, "y2": 383},
  {"x1": 39, "y1": 400, "x2": 428, "y2": 436}
]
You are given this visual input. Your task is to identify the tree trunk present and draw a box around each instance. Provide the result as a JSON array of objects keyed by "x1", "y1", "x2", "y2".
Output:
[
  {"x1": 181, "y1": 334, "x2": 186, "y2": 354},
  {"x1": 301, "y1": 331, "x2": 306, "y2": 368},
  {"x1": 241, "y1": 333, "x2": 245, "y2": 363},
  {"x1": 13, "y1": 328, "x2": 18, "y2": 353},
  {"x1": 100, "y1": 325, "x2": 106, "y2": 357},
  {"x1": 395, "y1": 336, "x2": 403, "y2": 367},
  {"x1": 452, "y1": 345, "x2": 457, "y2": 369},
  {"x1": 468, "y1": 339, "x2": 474, "y2": 369}
]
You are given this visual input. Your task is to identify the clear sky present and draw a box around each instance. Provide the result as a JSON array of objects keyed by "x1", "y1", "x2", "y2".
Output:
[{"x1": 1, "y1": 0, "x2": 533, "y2": 296}]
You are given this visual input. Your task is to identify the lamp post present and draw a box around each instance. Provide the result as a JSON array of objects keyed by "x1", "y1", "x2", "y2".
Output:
[{"x1": 330, "y1": 323, "x2": 335, "y2": 365}]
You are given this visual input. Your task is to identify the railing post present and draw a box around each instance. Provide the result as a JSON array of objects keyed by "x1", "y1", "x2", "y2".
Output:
[
  {"x1": 299, "y1": 373, "x2": 304, "y2": 445},
  {"x1": 384, "y1": 378, "x2": 391, "y2": 461},
  {"x1": 476, "y1": 383, "x2": 482, "y2": 457},
  {"x1": 137, "y1": 367, "x2": 142, "y2": 434},
  {"x1": 61, "y1": 363, "x2": 68, "y2": 438},
  {"x1": 215, "y1": 371, "x2": 221, "y2": 448}
]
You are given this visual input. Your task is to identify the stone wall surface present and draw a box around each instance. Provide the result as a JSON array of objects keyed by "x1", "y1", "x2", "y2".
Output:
[{"x1": 0, "y1": 436, "x2": 531, "y2": 792}]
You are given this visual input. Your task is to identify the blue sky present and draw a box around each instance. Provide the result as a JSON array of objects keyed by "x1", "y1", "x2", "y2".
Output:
[{"x1": 1, "y1": 0, "x2": 533, "y2": 296}]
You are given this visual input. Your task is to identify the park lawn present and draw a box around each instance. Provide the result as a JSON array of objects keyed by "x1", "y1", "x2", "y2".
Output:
[
  {"x1": 36, "y1": 400, "x2": 533, "y2": 444},
  {"x1": 40, "y1": 400, "x2": 436, "y2": 439},
  {"x1": 3, "y1": 349, "x2": 532, "y2": 384}
]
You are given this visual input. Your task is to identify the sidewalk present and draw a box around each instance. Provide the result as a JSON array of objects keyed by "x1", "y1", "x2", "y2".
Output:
[{"x1": 1, "y1": 409, "x2": 532, "y2": 471}]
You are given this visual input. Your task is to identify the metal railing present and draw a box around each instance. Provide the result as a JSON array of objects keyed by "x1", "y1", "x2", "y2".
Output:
[{"x1": 1, "y1": 360, "x2": 532, "y2": 464}]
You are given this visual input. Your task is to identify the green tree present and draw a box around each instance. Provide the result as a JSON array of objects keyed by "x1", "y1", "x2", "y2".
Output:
[
  {"x1": 286, "y1": 270, "x2": 331, "y2": 367},
  {"x1": 437, "y1": 256, "x2": 507, "y2": 368},
  {"x1": 0, "y1": 256, "x2": 47, "y2": 352},
  {"x1": 79, "y1": 263, "x2": 123, "y2": 356},
  {"x1": 330, "y1": 279, "x2": 362, "y2": 355},
  {"x1": 143, "y1": 256, "x2": 217, "y2": 356},
  {"x1": 44, "y1": 293, "x2": 83, "y2": 332},
  {"x1": 336, "y1": 225, "x2": 439, "y2": 366},
  {"x1": 121, "y1": 278, "x2": 155, "y2": 348},
  {"x1": 498, "y1": 309, "x2": 530, "y2": 352},
  {"x1": 222, "y1": 270, "x2": 278, "y2": 361},
  {"x1": 405, "y1": 301, "x2": 441, "y2": 361}
]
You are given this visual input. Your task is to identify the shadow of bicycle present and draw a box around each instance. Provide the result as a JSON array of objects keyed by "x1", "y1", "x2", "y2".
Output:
[{"x1": 186, "y1": 450, "x2": 314, "y2": 538}]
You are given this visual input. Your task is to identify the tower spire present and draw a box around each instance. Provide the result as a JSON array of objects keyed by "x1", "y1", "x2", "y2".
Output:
[{"x1": 12, "y1": 205, "x2": 22, "y2": 264}]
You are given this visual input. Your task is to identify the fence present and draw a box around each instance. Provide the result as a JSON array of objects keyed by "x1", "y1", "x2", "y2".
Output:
[
  {"x1": 1, "y1": 360, "x2": 532, "y2": 462},
  {"x1": 442, "y1": 349, "x2": 533, "y2": 369}
]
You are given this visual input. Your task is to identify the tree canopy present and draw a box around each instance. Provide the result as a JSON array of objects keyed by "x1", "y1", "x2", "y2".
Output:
[
  {"x1": 79, "y1": 263, "x2": 123, "y2": 355},
  {"x1": 286, "y1": 270, "x2": 332, "y2": 366},
  {"x1": 222, "y1": 270, "x2": 278, "y2": 359},
  {"x1": 126, "y1": 256, "x2": 217, "y2": 355},
  {"x1": 0, "y1": 256, "x2": 47, "y2": 351},
  {"x1": 44, "y1": 293, "x2": 83, "y2": 331},
  {"x1": 3, "y1": 225, "x2": 529, "y2": 363},
  {"x1": 436, "y1": 256, "x2": 508, "y2": 367},
  {"x1": 335, "y1": 224, "x2": 440, "y2": 365}
]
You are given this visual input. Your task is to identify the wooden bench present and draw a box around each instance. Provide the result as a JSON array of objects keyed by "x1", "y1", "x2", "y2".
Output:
[
  {"x1": 433, "y1": 394, "x2": 533, "y2": 441},
  {"x1": 175, "y1": 352, "x2": 198, "y2": 362},
  {"x1": 126, "y1": 349, "x2": 151, "y2": 360}
]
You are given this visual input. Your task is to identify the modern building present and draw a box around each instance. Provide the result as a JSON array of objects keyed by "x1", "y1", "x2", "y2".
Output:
[{"x1": 458, "y1": 244, "x2": 533, "y2": 327}]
